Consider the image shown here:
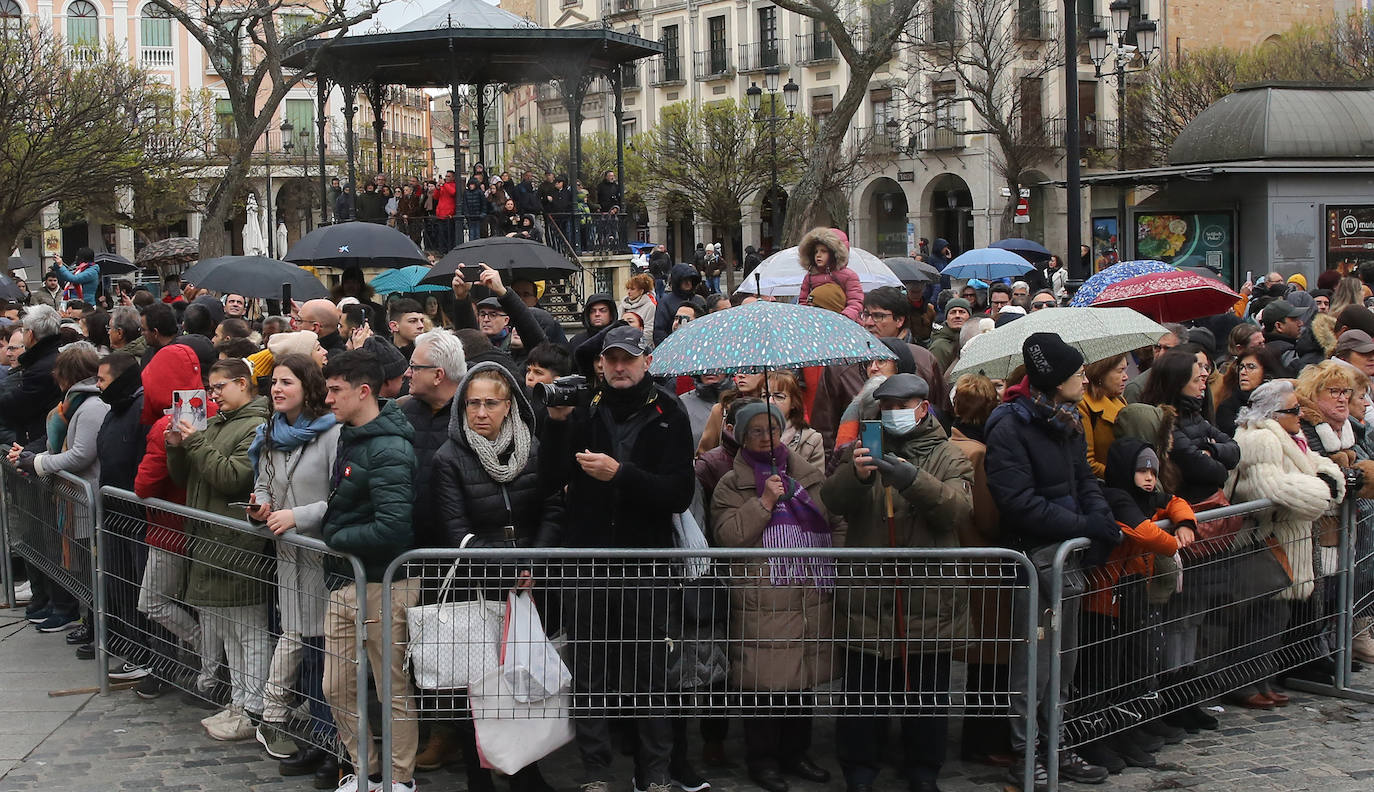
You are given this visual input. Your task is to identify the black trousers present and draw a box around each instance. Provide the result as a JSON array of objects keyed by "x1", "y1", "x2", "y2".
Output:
[{"x1": 836, "y1": 650, "x2": 951, "y2": 786}]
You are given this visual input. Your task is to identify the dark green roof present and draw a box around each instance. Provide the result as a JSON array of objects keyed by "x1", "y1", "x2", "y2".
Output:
[{"x1": 1168, "y1": 83, "x2": 1374, "y2": 165}]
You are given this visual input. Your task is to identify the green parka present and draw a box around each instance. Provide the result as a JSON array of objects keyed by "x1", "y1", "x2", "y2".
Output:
[
  {"x1": 167, "y1": 396, "x2": 271, "y2": 608},
  {"x1": 820, "y1": 414, "x2": 974, "y2": 658},
  {"x1": 927, "y1": 323, "x2": 961, "y2": 372}
]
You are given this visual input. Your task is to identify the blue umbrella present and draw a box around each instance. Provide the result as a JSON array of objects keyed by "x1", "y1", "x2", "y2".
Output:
[
  {"x1": 940, "y1": 248, "x2": 1036, "y2": 280},
  {"x1": 649, "y1": 300, "x2": 895, "y2": 377},
  {"x1": 370, "y1": 265, "x2": 448, "y2": 295},
  {"x1": 1069, "y1": 259, "x2": 1176, "y2": 306},
  {"x1": 990, "y1": 238, "x2": 1053, "y2": 261}
]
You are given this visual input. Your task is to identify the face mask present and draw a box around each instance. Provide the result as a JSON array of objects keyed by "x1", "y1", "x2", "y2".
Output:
[{"x1": 881, "y1": 408, "x2": 920, "y2": 437}]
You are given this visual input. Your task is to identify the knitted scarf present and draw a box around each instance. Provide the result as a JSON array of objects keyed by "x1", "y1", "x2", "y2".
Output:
[
  {"x1": 740, "y1": 443, "x2": 834, "y2": 590},
  {"x1": 46, "y1": 390, "x2": 96, "y2": 453},
  {"x1": 1028, "y1": 386, "x2": 1083, "y2": 436},
  {"x1": 249, "y1": 411, "x2": 338, "y2": 473},
  {"x1": 463, "y1": 412, "x2": 531, "y2": 484}
]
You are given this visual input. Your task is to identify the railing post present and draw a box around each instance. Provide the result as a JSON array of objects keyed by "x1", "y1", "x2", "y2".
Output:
[
  {"x1": 353, "y1": 560, "x2": 371, "y2": 790},
  {"x1": 379, "y1": 558, "x2": 398, "y2": 791},
  {"x1": 0, "y1": 467, "x2": 15, "y2": 611},
  {"x1": 81, "y1": 476, "x2": 109, "y2": 695},
  {"x1": 1047, "y1": 537, "x2": 1090, "y2": 792},
  {"x1": 1019, "y1": 551, "x2": 1040, "y2": 792}
]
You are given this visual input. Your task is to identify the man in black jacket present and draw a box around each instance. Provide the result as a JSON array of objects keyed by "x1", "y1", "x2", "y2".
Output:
[
  {"x1": 984, "y1": 332, "x2": 1118, "y2": 790},
  {"x1": 1260, "y1": 298, "x2": 1305, "y2": 377},
  {"x1": 595, "y1": 170, "x2": 622, "y2": 212},
  {"x1": 568, "y1": 293, "x2": 617, "y2": 361},
  {"x1": 401, "y1": 328, "x2": 467, "y2": 549},
  {"x1": 653, "y1": 263, "x2": 702, "y2": 346},
  {"x1": 540, "y1": 325, "x2": 695, "y2": 792},
  {"x1": 0, "y1": 304, "x2": 62, "y2": 445}
]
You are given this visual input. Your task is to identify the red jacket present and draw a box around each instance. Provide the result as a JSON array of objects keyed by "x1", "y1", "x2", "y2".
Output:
[
  {"x1": 1085, "y1": 495, "x2": 1189, "y2": 617},
  {"x1": 135, "y1": 345, "x2": 217, "y2": 553},
  {"x1": 435, "y1": 181, "x2": 458, "y2": 218}
]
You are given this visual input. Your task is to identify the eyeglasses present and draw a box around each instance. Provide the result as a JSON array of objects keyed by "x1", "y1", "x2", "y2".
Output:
[
  {"x1": 1274, "y1": 406, "x2": 1302, "y2": 416},
  {"x1": 1326, "y1": 388, "x2": 1355, "y2": 400},
  {"x1": 674, "y1": 315, "x2": 692, "y2": 323},
  {"x1": 477, "y1": 311, "x2": 506, "y2": 320},
  {"x1": 1237, "y1": 362, "x2": 1261, "y2": 372},
  {"x1": 1031, "y1": 301, "x2": 1055, "y2": 310},
  {"x1": 407, "y1": 363, "x2": 439, "y2": 372},
  {"x1": 207, "y1": 378, "x2": 243, "y2": 394},
  {"x1": 859, "y1": 310, "x2": 893, "y2": 322},
  {"x1": 464, "y1": 397, "x2": 510, "y2": 412},
  {"x1": 991, "y1": 298, "x2": 1010, "y2": 306},
  {"x1": 742, "y1": 427, "x2": 777, "y2": 439},
  {"x1": 1153, "y1": 343, "x2": 1177, "y2": 352}
]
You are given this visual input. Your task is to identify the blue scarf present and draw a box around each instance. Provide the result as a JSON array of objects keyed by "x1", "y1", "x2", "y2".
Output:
[{"x1": 249, "y1": 411, "x2": 337, "y2": 472}]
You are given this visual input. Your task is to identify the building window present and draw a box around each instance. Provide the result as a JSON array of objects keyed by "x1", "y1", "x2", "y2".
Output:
[
  {"x1": 622, "y1": 116, "x2": 637, "y2": 138},
  {"x1": 285, "y1": 98, "x2": 313, "y2": 151},
  {"x1": 758, "y1": 6, "x2": 777, "y2": 65},
  {"x1": 931, "y1": 0, "x2": 957, "y2": 43},
  {"x1": 870, "y1": 87, "x2": 893, "y2": 127},
  {"x1": 280, "y1": 13, "x2": 309, "y2": 36},
  {"x1": 140, "y1": 3, "x2": 172, "y2": 46},
  {"x1": 215, "y1": 98, "x2": 235, "y2": 140},
  {"x1": 67, "y1": 0, "x2": 99, "y2": 50},
  {"x1": 811, "y1": 93, "x2": 833, "y2": 120},
  {"x1": 662, "y1": 24, "x2": 680, "y2": 79},
  {"x1": 708, "y1": 16, "x2": 727, "y2": 74},
  {"x1": 2, "y1": 0, "x2": 23, "y2": 34}
]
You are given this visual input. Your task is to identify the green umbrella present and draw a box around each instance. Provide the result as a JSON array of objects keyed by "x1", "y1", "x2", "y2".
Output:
[{"x1": 948, "y1": 307, "x2": 1168, "y2": 381}]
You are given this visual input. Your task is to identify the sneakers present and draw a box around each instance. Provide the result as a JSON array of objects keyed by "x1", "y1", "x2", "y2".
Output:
[
  {"x1": 257, "y1": 722, "x2": 299, "y2": 759},
  {"x1": 1353, "y1": 628, "x2": 1374, "y2": 664},
  {"x1": 35, "y1": 612, "x2": 80, "y2": 632},
  {"x1": 25, "y1": 605, "x2": 52, "y2": 624},
  {"x1": 670, "y1": 761, "x2": 712, "y2": 792},
  {"x1": 206, "y1": 708, "x2": 256, "y2": 742},
  {"x1": 74, "y1": 643, "x2": 95, "y2": 660},
  {"x1": 392, "y1": 782, "x2": 417, "y2": 792},
  {"x1": 12, "y1": 580, "x2": 31, "y2": 605},
  {"x1": 1005, "y1": 756, "x2": 1049, "y2": 792},
  {"x1": 336, "y1": 774, "x2": 383, "y2": 792},
  {"x1": 108, "y1": 662, "x2": 150, "y2": 681},
  {"x1": 581, "y1": 782, "x2": 611, "y2": 792},
  {"x1": 65, "y1": 623, "x2": 92, "y2": 645},
  {"x1": 1058, "y1": 750, "x2": 1109, "y2": 784},
  {"x1": 201, "y1": 707, "x2": 237, "y2": 732},
  {"x1": 133, "y1": 675, "x2": 170, "y2": 699}
]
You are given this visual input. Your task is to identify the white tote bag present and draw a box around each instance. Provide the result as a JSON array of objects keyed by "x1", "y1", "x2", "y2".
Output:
[
  {"x1": 405, "y1": 560, "x2": 504, "y2": 689},
  {"x1": 503, "y1": 591, "x2": 573, "y2": 703}
]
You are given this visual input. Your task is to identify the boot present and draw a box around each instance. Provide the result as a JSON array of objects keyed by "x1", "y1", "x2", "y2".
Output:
[
  {"x1": 1353, "y1": 618, "x2": 1374, "y2": 664},
  {"x1": 415, "y1": 723, "x2": 460, "y2": 772}
]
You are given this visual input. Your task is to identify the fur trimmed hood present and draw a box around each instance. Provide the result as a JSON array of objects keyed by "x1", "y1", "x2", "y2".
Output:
[
  {"x1": 798, "y1": 227, "x2": 849, "y2": 275},
  {"x1": 1311, "y1": 311, "x2": 1338, "y2": 358}
]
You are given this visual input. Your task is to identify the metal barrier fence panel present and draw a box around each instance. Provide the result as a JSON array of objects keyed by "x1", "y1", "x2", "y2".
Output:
[
  {"x1": 98, "y1": 486, "x2": 372, "y2": 786},
  {"x1": 1, "y1": 465, "x2": 100, "y2": 613},
  {"x1": 377, "y1": 547, "x2": 1041, "y2": 791}
]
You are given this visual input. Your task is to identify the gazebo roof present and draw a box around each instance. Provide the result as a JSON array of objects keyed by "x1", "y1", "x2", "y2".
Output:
[
  {"x1": 283, "y1": 12, "x2": 662, "y2": 88},
  {"x1": 1168, "y1": 83, "x2": 1374, "y2": 165}
]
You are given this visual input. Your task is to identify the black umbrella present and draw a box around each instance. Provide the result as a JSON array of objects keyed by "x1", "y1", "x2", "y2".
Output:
[
  {"x1": 284, "y1": 222, "x2": 427, "y2": 269},
  {"x1": 6, "y1": 256, "x2": 23, "y2": 272},
  {"x1": 882, "y1": 256, "x2": 941, "y2": 284},
  {"x1": 0, "y1": 272, "x2": 22, "y2": 302},
  {"x1": 990, "y1": 237, "x2": 1053, "y2": 262},
  {"x1": 94, "y1": 251, "x2": 137, "y2": 275},
  {"x1": 189, "y1": 255, "x2": 328, "y2": 300},
  {"x1": 422, "y1": 237, "x2": 580, "y2": 287}
]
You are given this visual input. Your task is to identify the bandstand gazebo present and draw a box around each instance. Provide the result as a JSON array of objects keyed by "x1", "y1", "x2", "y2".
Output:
[{"x1": 282, "y1": 0, "x2": 662, "y2": 215}]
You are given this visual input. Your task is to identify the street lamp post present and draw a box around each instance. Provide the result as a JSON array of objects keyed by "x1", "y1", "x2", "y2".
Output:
[
  {"x1": 747, "y1": 66, "x2": 800, "y2": 254},
  {"x1": 277, "y1": 119, "x2": 294, "y2": 258},
  {"x1": 1088, "y1": 3, "x2": 1159, "y2": 263},
  {"x1": 299, "y1": 128, "x2": 313, "y2": 231}
]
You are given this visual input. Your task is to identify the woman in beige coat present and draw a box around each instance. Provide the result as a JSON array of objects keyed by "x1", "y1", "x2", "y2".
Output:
[{"x1": 712, "y1": 402, "x2": 836, "y2": 792}]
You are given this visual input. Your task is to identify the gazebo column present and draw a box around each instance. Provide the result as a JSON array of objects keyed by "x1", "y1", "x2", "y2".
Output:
[
  {"x1": 366, "y1": 79, "x2": 387, "y2": 177},
  {"x1": 316, "y1": 75, "x2": 331, "y2": 222},
  {"x1": 559, "y1": 72, "x2": 593, "y2": 190},
  {"x1": 611, "y1": 68, "x2": 625, "y2": 198},
  {"x1": 448, "y1": 44, "x2": 464, "y2": 173},
  {"x1": 339, "y1": 79, "x2": 358, "y2": 212},
  {"x1": 475, "y1": 82, "x2": 487, "y2": 169}
]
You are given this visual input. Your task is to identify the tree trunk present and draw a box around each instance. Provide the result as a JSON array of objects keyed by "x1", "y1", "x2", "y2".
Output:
[
  {"x1": 782, "y1": 101, "x2": 856, "y2": 245},
  {"x1": 198, "y1": 150, "x2": 251, "y2": 259}
]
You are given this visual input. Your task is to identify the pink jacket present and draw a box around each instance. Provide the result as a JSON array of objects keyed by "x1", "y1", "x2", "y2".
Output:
[{"x1": 799, "y1": 266, "x2": 864, "y2": 321}]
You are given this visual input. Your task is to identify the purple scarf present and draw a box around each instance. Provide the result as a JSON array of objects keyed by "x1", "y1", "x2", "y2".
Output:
[{"x1": 740, "y1": 444, "x2": 834, "y2": 589}]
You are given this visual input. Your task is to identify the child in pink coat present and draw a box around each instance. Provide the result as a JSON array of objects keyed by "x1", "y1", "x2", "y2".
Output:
[{"x1": 797, "y1": 227, "x2": 864, "y2": 321}]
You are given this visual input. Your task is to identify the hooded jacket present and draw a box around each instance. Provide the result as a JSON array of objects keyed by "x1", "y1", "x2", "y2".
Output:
[
  {"x1": 570, "y1": 293, "x2": 619, "y2": 358},
  {"x1": 95, "y1": 364, "x2": 146, "y2": 536},
  {"x1": 797, "y1": 227, "x2": 863, "y2": 321},
  {"x1": 321, "y1": 399, "x2": 417, "y2": 584},
  {"x1": 32, "y1": 378, "x2": 108, "y2": 486},
  {"x1": 1166, "y1": 395, "x2": 1240, "y2": 503},
  {"x1": 654, "y1": 263, "x2": 702, "y2": 345},
  {"x1": 432, "y1": 362, "x2": 562, "y2": 549},
  {"x1": 136, "y1": 344, "x2": 216, "y2": 553}
]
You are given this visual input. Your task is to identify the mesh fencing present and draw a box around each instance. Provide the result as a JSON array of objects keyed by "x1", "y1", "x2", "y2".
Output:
[{"x1": 1, "y1": 465, "x2": 99, "y2": 613}]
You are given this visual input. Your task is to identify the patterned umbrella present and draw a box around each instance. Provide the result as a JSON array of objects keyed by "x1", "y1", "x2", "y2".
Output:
[
  {"x1": 371, "y1": 265, "x2": 449, "y2": 294},
  {"x1": 1069, "y1": 259, "x2": 1176, "y2": 306},
  {"x1": 1091, "y1": 271, "x2": 1241, "y2": 323},
  {"x1": 949, "y1": 307, "x2": 1169, "y2": 381},
  {"x1": 940, "y1": 248, "x2": 1037, "y2": 280},
  {"x1": 734, "y1": 245, "x2": 901, "y2": 295},
  {"x1": 134, "y1": 237, "x2": 199, "y2": 269},
  {"x1": 649, "y1": 301, "x2": 896, "y2": 377}
]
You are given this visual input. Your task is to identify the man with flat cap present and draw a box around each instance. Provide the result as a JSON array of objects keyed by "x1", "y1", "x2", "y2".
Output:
[{"x1": 821, "y1": 372, "x2": 974, "y2": 792}]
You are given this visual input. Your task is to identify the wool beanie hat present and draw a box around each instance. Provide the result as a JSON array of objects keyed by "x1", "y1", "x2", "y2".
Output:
[
  {"x1": 879, "y1": 337, "x2": 917, "y2": 375},
  {"x1": 267, "y1": 330, "x2": 319, "y2": 359},
  {"x1": 944, "y1": 297, "x2": 972, "y2": 314},
  {"x1": 809, "y1": 282, "x2": 846, "y2": 313},
  {"x1": 1022, "y1": 332, "x2": 1084, "y2": 393}
]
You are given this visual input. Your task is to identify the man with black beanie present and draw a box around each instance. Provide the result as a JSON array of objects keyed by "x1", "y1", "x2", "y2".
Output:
[{"x1": 984, "y1": 332, "x2": 1118, "y2": 789}]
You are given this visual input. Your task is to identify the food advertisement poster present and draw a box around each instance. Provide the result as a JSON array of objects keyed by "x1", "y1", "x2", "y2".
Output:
[{"x1": 1135, "y1": 212, "x2": 1235, "y2": 283}]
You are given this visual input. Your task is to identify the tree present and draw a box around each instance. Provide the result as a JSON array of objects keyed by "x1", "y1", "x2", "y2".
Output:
[
  {"x1": 0, "y1": 24, "x2": 203, "y2": 259},
  {"x1": 506, "y1": 128, "x2": 648, "y2": 217},
  {"x1": 769, "y1": 0, "x2": 925, "y2": 244},
  {"x1": 906, "y1": 0, "x2": 1064, "y2": 238},
  {"x1": 639, "y1": 99, "x2": 808, "y2": 291},
  {"x1": 1126, "y1": 10, "x2": 1374, "y2": 164},
  {"x1": 148, "y1": 0, "x2": 386, "y2": 258}
]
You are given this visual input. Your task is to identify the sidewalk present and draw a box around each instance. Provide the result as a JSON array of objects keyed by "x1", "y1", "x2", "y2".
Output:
[{"x1": 2, "y1": 602, "x2": 1374, "y2": 792}]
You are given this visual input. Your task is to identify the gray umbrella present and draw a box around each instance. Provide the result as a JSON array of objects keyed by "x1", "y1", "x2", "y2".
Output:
[
  {"x1": 0, "y1": 272, "x2": 23, "y2": 302},
  {"x1": 883, "y1": 256, "x2": 941, "y2": 283}
]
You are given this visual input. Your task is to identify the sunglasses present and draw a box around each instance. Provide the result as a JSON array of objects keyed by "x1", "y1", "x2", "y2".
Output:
[
  {"x1": 1031, "y1": 301, "x2": 1055, "y2": 309},
  {"x1": 1273, "y1": 406, "x2": 1301, "y2": 416}
]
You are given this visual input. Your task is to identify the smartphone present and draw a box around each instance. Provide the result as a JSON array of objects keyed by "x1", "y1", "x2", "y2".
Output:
[
  {"x1": 280, "y1": 282, "x2": 292, "y2": 309},
  {"x1": 1245, "y1": 270, "x2": 1253, "y2": 286},
  {"x1": 860, "y1": 420, "x2": 883, "y2": 461},
  {"x1": 227, "y1": 501, "x2": 256, "y2": 510}
]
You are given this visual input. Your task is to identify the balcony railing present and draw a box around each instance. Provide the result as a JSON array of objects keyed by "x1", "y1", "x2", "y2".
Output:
[
  {"x1": 693, "y1": 49, "x2": 733, "y2": 81},
  {"x1": 140, "y1": 46, "x2": 174, "y2": 69},
  {"x1": 795, "y1": 31, "x2": 837, "y2": 64},
  {"x1": 926, "y1": 5, "x2": 961, "y2": 45},
  {"x1": 71, "y1": 46, "x2": 99, "y2": 66},
  {"x1": 607, "y1": 0, "x2": 637, "y2": 16},
  {"x1": 854, "y1": 125, "x2": 905, "y2": 157},
  {"x1": 619, "y1": 63, "x2": 640, "y2": 90},
  {"x1": 1016, "y1": 8, "x2": 1056, "y2": 40},
  {"x1": 649, "y1": 55, "x2": 685, "y2": 86},
  {"x1": 737, "y1": 41, "x2": 786, "y2": 72},
  {"x1": 919, "y1": 119, "x2": 966, "y2": 150}
]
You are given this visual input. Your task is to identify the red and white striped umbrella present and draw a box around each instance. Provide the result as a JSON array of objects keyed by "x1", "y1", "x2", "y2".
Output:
[{"x1": 1090, "y1": 270, "x2": 1240, "y2": 323}]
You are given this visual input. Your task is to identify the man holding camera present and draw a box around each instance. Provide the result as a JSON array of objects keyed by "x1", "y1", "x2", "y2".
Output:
[{"x1": 540, "y1": 325, "x2": 696, "y2": 792}]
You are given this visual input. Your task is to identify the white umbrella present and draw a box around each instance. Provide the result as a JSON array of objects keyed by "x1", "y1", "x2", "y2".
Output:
[
  {"x1": 242, "y1": 195, "x2": 266, "y2": 256},
  {"x1": 734, "y1": 245, "x2": 902, "y2": 296},
  {"x1": 948, "y1": 307, "x2": 1169, "y2": 381}
]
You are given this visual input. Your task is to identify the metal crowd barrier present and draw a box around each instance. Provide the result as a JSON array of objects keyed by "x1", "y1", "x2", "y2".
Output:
[{"x1": 376, "y1": 546, "x2": 1042, "y2": 791}]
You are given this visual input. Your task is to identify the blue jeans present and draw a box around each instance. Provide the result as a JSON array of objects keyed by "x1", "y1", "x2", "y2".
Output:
[{"x1": 300, "y1": 635, "x2": 335, "y2": 739}]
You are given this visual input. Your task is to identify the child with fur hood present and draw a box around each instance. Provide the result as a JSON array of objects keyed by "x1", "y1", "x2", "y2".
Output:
[{"x1": 798, "y1": 227, "x2": 864, "y2": 321}]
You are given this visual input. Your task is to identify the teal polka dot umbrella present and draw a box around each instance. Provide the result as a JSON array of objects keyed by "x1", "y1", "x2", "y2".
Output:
[{"x1": 649, "y1": 300, "x2": 897, "y2": 377}]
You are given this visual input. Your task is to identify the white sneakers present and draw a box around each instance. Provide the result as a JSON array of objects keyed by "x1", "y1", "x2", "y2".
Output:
[
  {"x1": 202, "y1": 707, "x2": 255, "y2": 741},
  {"x1": 333, "y1": 774, "x2": 416, "y2": 792}
]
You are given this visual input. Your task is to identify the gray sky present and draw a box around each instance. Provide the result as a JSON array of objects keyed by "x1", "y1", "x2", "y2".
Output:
[{"x1": 366, "y1": 0, "x2": 498, "y2": 32}]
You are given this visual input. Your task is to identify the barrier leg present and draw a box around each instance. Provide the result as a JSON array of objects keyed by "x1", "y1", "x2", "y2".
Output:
[
  {"x1": 354, "y1": 568, "x2": 370, "y2": 790},
  {"x1": 1022, "y1": 556, "x2": 1040, "y2": 792},
  {"x1": 379, "y1": 572, "x2": 393, "y2": 792},
  {"x1": 0, "y1": 473, "x2": 15, "y2": 610}
]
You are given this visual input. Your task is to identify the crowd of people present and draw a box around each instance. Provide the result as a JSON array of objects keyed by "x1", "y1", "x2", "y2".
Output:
[
  {"x1": 329, "y1": 166, "x2": 627, "y2": 255},
  {"x1": 1, "y1": 227, "x2": 1373, "y2": 792}
]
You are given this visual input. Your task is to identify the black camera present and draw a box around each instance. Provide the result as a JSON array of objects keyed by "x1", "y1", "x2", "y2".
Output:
[{"x1": 534, "y1": 374, "x2": 589, "y2": 408}]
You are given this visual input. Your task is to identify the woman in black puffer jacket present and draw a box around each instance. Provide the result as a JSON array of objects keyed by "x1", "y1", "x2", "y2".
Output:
[
  {"x1": 1140, "y1": 348, "x2": 1241, "y2": 732},
  {"x1": 428, "y1": 361, "x2": 562, "y2": 792}
]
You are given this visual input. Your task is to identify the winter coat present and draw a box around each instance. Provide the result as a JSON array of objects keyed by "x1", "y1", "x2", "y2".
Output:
[
  {"x1": 433, "y1": 363, "x2": 562, "y2": 550},
  {"x1": 0, "y1": 333, "x2": 61, "y2": 446},
  {"x1": 595, "y1": 179, "x2": 622, "y2": 212},
  {"x1": 31, "y1": 379, "x2": 108, "y2": 541},
  {"x1": 1299, "y1": 413, "x2": 1374, "y2": 548},
  {"x1": 927, "y1": 324, "x2": 960, "y2": 372},
  {"x1": 983, "y1": 380, "x2": 1117, "y2": 554},
  {"x1": 649, "y1": 251, "x2": 673, "y2": 280},
  {"x1": 435, "y1": 180, "x2": 458, "y2": 218},
  {"x1": 1231, "y1": 419, "x2": 1344, "y2": 600},
  {"x1": 620, "y1": 292, "x2": 657, "y2": 348},
  {"x1": 549, "y1": 184, "x2": 574, "y2": 216},
  {"x1": 539, "y1": 381, "x2": 695, "y2": 549},
  {"x1": 1165, "y1": 395, "x2": 1240, "y2": 504},
  {"x1": 782, "y1": 426, "x2": 825, "y2": 471},
  {"x1": 253, "y1": 420, "x2": 341, "y2": 636},
  {"x1": 1090, "y1": 437, "x2": 1185, "y2": 617},
  {"x1": 55, "y1": 261, "x2": 99, "y2": 300},
  {"x1": 461, "y1": 182, "x2": 487, "y2": 218},
  {"x1": 949, "y1": 423, "x2": 1011, "y2": 663},
  {"x1": 570, "y1": 293, "x2": 619, "y2": 359},
  {"x1": 654, "y1": 263, "x2": 702, "y2": 345},
  {"x1": 95, "y1": 366, "x2": 146, "y2": 536},
  {"x1": 1263, "y1": 331, "x2": 1301, "y2": 377},
  {"x1": 321, "y1": 400, "x2": 417, "y2": 584},
  {"x1": 810, "y1": 347, "x2": 948, "y2": 452},
  {"x1": 797, "y1": 227, "x2": 864, "y2": 321},
  {"x1": 1077, "y1": 390, "x2": 1125, "y2": 478},
  {"x1": 1294, "y1": 312, "x2": 1337, "y2": 370},
  {"x1": 401, "y1": 396, "x2": 455, "y2": 549},
  {"x1": 712, "y1": 451, "x2": 836, "y2": 689},
  {"x1": 135, "y1": 343, "x2": 215, "y2": 554},
  {"x1": 821, "y1": 415, "x2": 974, "y2": 658},
  {"x1": 514, "y1": 180, "x2": 541, "y2": 215},
  {"x1": 167, "y1": 396, "x2": 270, "y2": 608}
]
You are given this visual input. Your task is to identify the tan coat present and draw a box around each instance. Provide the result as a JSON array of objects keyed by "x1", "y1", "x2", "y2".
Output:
[
  {"x1": 712, "y1": 453, "x2": 837, "y2": 691},
  {"x1": 949, "y1": 426, "x2": 1012, "y2": 663}
]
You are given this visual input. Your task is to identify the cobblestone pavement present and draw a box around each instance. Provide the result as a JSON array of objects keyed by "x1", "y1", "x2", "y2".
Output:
[{"x1": 2, "y1": 605, "x2": 1374, "y2": 792}]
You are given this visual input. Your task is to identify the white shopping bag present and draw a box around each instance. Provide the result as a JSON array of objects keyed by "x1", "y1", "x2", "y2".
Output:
[
  {"x1": 501, "y1": 590, "x2": 573, "y2": 703},
  {"x1": 673, "y1": 510, "x2": 711, "y2": 580}
]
